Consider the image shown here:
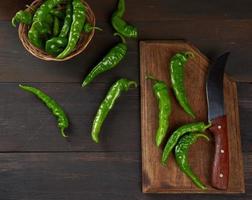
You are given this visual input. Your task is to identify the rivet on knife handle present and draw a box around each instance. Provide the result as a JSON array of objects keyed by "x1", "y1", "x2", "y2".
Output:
[{"x1": 209, "y1": 115, "x2": 229, "y2": 190}]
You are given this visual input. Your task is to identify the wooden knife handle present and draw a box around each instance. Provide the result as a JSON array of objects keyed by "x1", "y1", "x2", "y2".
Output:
[{"x1": 209, "y1": 115, "x2": 229, "y2": 190}]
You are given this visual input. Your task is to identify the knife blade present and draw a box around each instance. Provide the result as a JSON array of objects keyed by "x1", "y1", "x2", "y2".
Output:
[{"x1": 206, "y1": 52, "x2": 230, "y2": 190}]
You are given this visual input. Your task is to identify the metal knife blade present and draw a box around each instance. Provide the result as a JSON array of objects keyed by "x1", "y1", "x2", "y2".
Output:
[{"x1": 206, "y1": 52, "x2": 230, "y2": 190}]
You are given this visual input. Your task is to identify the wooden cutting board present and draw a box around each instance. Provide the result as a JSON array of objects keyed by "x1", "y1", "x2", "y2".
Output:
[{"x1": 140, "y1": 41, "x2": 245, "y2": 193}]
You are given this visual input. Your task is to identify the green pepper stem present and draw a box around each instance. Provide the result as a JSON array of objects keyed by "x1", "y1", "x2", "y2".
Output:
[
  {"x1": 185, "y1": 51, "x2": 195, "y2": 59},
  {"x1": 11, "y1": 18, "x2": 16, "y2": 27},
  {"x1": 205, "y1": 123, "x2": 212, "y2": 130},
  {"x1": 61, "y1": 128, "x2": 68, "y2": 138},
  {"x1": 145, "y1": 75, "x2": 159, "y2": 83},
  {"x1": 195, "y1": 133, "x2": 210, "y2": 141},
  {"x1": 114, "y1": 32, "x2": 126, "y2": 44},
  {"x1": 19, "y1": 84, "x2": 25, "y2": 89},
  {"x1": 128, "y1": 81, "x2": 138, "y2": 89},
  {"x1": 92, "y1": 26, "x2": 103, "y2": 32}
]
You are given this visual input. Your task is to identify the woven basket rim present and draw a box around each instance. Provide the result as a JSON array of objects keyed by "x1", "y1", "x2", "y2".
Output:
[{"x1": 18, "y1": 0, "x2": 96, "y2": 62}]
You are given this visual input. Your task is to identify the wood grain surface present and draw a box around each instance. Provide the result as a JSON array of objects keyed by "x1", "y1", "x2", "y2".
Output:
[
  {"x1": 0, "y1": 0, "x2": 251, "y2": 199},
  {"x1": 140, "y1": 41, "x2": 244, "y2": 193}
]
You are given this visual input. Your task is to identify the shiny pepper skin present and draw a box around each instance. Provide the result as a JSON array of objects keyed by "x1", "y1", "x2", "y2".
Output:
[
  {"x1": 82, "y1": 33, "x2": 127, "y2": 87},
  {"x1": 50, "y1": 9, "x2": 66, "y2": 20},
  {"x1": 53, "y1": 16, "x2": 60, "y2": 36},
  {"x1": 45, "y1": 2, "x2": 72, "y2": 56},
  {"x1": 111, "y1": 0, "x2": 138, "y2": 38},
  {"x1": 170, "y1": 52, "x2": 195, "y2": 118},
  {"x1": 12, "y1": 10, "x2": 32, "y2": 27},
  {"x1": 32, "y1": 0, "x2": 63, "y2": 23},
  {"x1": 19, "y1": 84, "x2": 69, "y2": 138},
  {"x1": 28, "y1": 25, "x2": 43, "y2": 48},
  {"x1": 58, "y1": 2, "x2": 72, "y2": 38},
  {"x1": 45, "y1": 37, "x2": 68, "y2": 56},
  {"x1": 161, "y1": 122, "x2": 211, "y2": 165},
  {"x1": 91, "y1": 78, "x2": 137, "y2": 143},
  {"x1": 147, "y1": 76, "x2": 171, "y2": 147},
  {"x1": 57, "y1": 0, "x2": 86, "y2": 59},
  {"x1": 28, "y1": 0, "x2": 64, "y2": 48},
  {"x1": 175, "y1": 133, "x2": 209, "y2": 190}
]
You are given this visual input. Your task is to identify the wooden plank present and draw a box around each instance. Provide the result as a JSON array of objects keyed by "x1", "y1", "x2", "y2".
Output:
[
  {"x1": 0, "y1": 82, "x2": 250, "y2": 153},
  {"x1": 140, "y1": 41, "x2": 244, "y2": 193},
  {"x1": 0, "y1": 21, "x2": 138, "y2": 83},
  {"x1": 0, "y1": 152, "x2": 140, "y2": 200},
  {"x1": 1, "y1": 20, "x2": 252, "y2": 82},
  {"x1": 0, "y1": 152, "x2": 251, "y2": 200},
  {"x1": 0, "y1": 83, "x2": 139, "y2": 152},
  {"x1": 2, "y1": 0, "x2": 252, "y2": 20}
]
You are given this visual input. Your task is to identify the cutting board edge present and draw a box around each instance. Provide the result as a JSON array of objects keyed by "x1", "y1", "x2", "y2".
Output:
[{"x1": 226, "y1": 79, "x2": 245, "y2": 193}]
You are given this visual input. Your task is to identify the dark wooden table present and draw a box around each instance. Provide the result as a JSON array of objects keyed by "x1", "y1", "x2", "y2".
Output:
[{"x1": 0, "y1": 0, "x2": 251, "y2": 199}]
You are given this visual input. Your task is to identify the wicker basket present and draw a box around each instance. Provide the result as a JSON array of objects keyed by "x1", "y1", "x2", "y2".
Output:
[{"x1": 18, "y1": 0, "x2": 96, "y2": 61}]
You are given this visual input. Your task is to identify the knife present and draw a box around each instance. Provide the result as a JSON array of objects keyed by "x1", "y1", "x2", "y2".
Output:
[{"x1": 206, "y1": 52, "x2": 230, "y2": 190}]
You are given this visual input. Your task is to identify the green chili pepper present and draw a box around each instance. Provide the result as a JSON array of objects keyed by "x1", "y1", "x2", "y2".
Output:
[
  {"x1": 50, "y1": 9, "x2": 65, "y2": 19},
  {"x1": 28, "y1": 24, "x2": 43, "y2": 48},
  {"x1": 24, "y1": 4, "x2": 54, "y2": 24},
  {"x1": 170, "y1": 52, "x2": 195, "y2": 118},
  {"x1": 45, "y1": 37, "x2": 68, "y2": 56},
  {"x1": 32, "y1": 0, "x2": 64, "y2": 23},
  {"x1": 44, "y1": 13, "x2": 54, "y2": 25},
  {"x1": 175, "y1": 133, "x2": 210, "y2": 190},
  {"x1": 161, "y1": 122, "x2": 211, "y2": 165},
  {"x1": 82, "y1": 33, "x2": 127, "y2": 87},
  {"x1": 53, "y1": 16, "x2": 60, "y2": 36},
  {"x1": 146, "y1": 75, "x2": 171, "y2": 147},
  {"x1": 28, "y1": 0, "x2": 64, "y2": 48},
  {"x1": 57, "y1": 0, "x2": 86, "y2": 59},
  {"x1": 83, "y1": 23, "x2": 103, "y2": 33},
  {"x1": 111, "y1": 0, "x2": 138, "y2": 38},
  {"x1": 45, "y1": 2, "x2": 72, "y2": 56},
  {"x1": 19, "y1": 84, "x2": 69, "y2": 138},
  {"x1": 12, "y1": 10, "x2": 33, "y2": 27},
  {"x1": 91, "y1": 78, "x2": 137, "y2": 143},
  {"x1": 28, "y1": 20, "x2": 53, "y2": 48},
  {"x1": 58, "y1": 2, "x2": 72, "y2": 38}
]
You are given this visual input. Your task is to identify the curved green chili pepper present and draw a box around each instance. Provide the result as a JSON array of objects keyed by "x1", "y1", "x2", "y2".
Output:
[
  {"x1": 28, "y1": 0, "x2": 64, "y2": 48},
  {"x1": 111, "y1": 0, "x2": 138, "y2": 38},
  {"x1": 24, "y1": 4, "x2": 54, "y2": 25},
  {"x1": 32, "y1": 0, "x2": 64, "y2": 23},
  {"x1": 83, "y1": 23, "x2": 103, "y2": 33},
  {"x1": 19, "y1": 84, "x2": 69, "y2": 138},
  {"x1": 12, "y1": 10, "x2": 33, "y2": 27},
  {"x1": 82, "y1": 33, "x2": 127, "y2": 87},
  {"x1": 50, "y1": 9, "x2": 65, "y2": 19},
  {"x1": 58, "y1": 2, "x2": 72, "y2": 38},
  {"x1": 170, "y1": 52, "x2": 195, "y2": 118},
  {"x1": 45, "y1": 2, "x2": 72, "y2": 56},
  {"x1": 146, "y1": 75, "x2": 171, "y2": 147},
  {"x1": 45, "y1": 37, "x2": 68, "y2": 56},
  {"x1": 57, "y1": 0, "x2": 86, "y2": 59},
  {"x1": 28, "y1": 20, "x2": 53, "y2": 48},
  {"x1": 161, "y1": 122, "x2": 211, "y2": 165},
  {"x1": 175, "y1": 133, "x2": 210, "y2": 190},
  {"x1": 28, "y1": 24, "x2": 43, "y2": 48},
  {"x1": 91, "y1": 78, "x2": 137, "y2": 143},
  {"x1": 53, "y1": 16, "x2": 60, "y2": 36}
]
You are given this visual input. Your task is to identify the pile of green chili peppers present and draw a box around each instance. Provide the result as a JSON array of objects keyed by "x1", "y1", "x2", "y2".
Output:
[
  {"x1": 12, "y1": 0, "x2": 138, "y2": 59},
  {"x1": 13, "y1": 0, "x2": 210, "y2": 192},
  {"x1": 12, "y1": 0, "x2": 102, "y2": 58},
  {"x1": 146, "y1": 51, "x2": 213, "y2": 190},
  {"x1": 14, "y1": 0, "x2": 138, "y2": 138}
]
